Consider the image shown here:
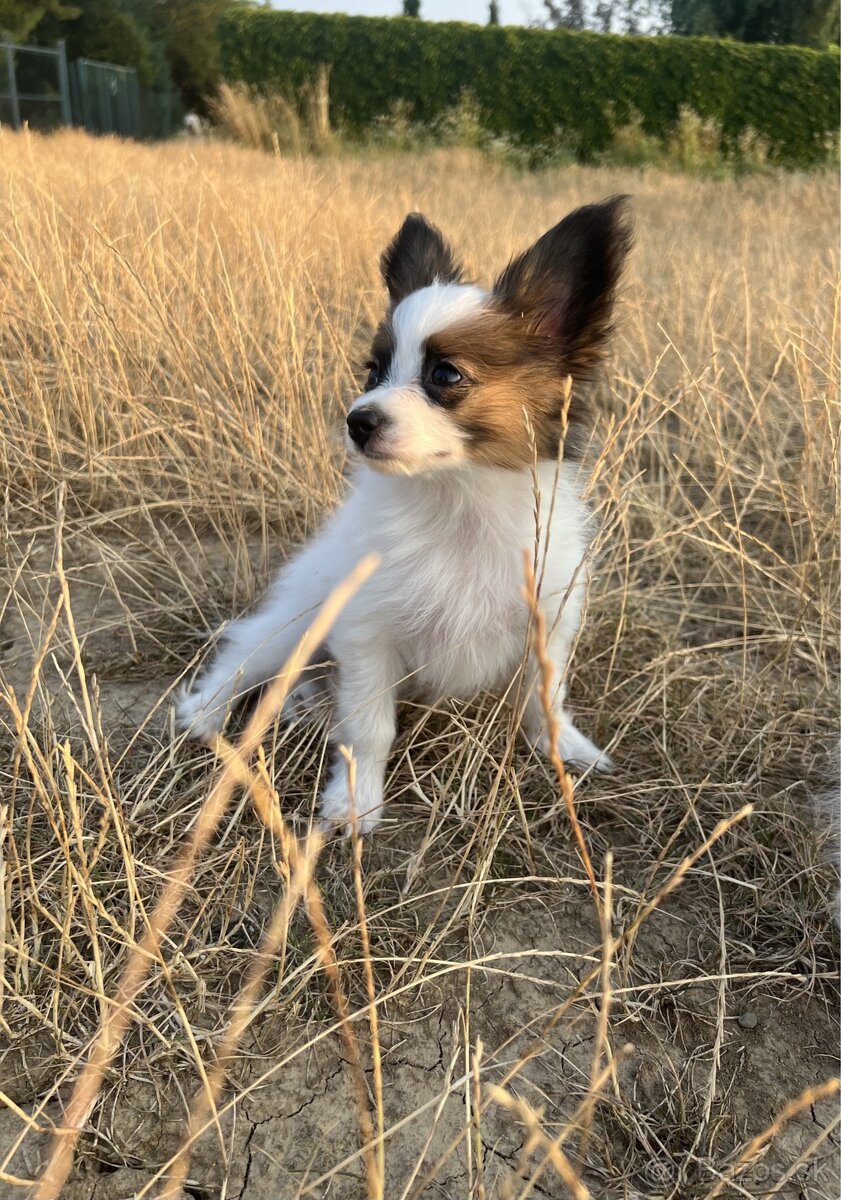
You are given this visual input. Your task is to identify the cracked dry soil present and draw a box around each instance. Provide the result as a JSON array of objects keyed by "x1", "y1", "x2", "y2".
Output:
[
  {"x1": 2, "y1": 882, "x2": 838, "y2": 1199},
  {"x1": 2, "y1": 538, "x2": 839, "y2": 1199}
]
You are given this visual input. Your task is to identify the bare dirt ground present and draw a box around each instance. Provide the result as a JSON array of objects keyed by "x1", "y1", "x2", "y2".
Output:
[{"x1": 0, "y1": 134, "x2": 839, "y2": 1198}]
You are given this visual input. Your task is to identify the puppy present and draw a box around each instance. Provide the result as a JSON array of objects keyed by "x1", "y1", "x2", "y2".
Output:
[{"x1": 178, "y1": 198, "x2": 632, "y2": 833}]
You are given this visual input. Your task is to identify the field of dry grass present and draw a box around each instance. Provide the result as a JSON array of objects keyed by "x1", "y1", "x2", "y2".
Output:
[{"x1": 0, "y1": 129, "x2": 839, "y2": 1199}]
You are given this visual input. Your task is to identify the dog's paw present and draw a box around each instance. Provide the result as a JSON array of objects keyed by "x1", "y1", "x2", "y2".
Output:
[
  {"x1": 530, "y1": 720, "x2": 613, "y2": 773},
  {"x1": 317, "y1": 774, "x2": 383, "y2": 837},
  {"x1": 175, "y1": 685, "x2": 228, "y2": 742}
]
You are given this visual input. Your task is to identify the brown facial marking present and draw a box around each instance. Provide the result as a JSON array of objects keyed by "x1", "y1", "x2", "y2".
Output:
[
  {"x1": 421, "y1": 196, "x2": 631, "y2": 469},
  {"x1": 364, "y1": 198, "x2": 632, "y2": 470},
  {"x1": 424, "y1": 311, "x2": 589, "y2": 469}
]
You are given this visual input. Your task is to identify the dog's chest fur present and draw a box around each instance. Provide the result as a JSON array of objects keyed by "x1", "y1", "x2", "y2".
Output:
[{"x1": 330, "y1": 462, "x2": 587, "y2": 697}]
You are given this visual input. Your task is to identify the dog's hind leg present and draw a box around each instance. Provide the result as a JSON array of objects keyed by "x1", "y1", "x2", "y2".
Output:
[
  {"x1": 519, "y1": 610, "x2": 612, "y2": 773},
  {"x1": 520, "y1": 663, "x2": 610, "y2": 772}
]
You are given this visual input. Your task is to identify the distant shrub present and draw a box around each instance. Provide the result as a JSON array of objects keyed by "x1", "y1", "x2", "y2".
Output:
[
  {"x1": 602, "y1": 106, "x2": 775, "y2": 176},
  {"x1": 367, "y1": 99, "x2": 429, "y2": 151},
  {"x1": 602, "y1": 108, "x2": 664, "y2": 168},
  {"x1": 435, "y1": 89, "x2": 484, "y2": 149},
  {"x1": 665, "y1": 105, "x2": 725, "y2": 176},
  {"x1": 735, "y1": 127, "x2": 771, "y2": 175},
  {"x1": 219, "y1": 10, "x2": 839, "y2": 169}
]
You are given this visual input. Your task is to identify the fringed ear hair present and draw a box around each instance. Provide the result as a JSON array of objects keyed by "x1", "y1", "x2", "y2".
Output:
[
  {"x1": 380, "y1": 213, "x2": 462, "y2": 306},
  {"x1": 493, "y1": 196, "x2": 633, "y2": 378}
]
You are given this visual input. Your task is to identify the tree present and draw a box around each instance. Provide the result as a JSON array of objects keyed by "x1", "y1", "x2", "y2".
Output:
[
  {"x1": 36, "y1": 0, "x2": 232, "y2": 108},
  {"x1": 488, "y1": 0, "x2": 500, "y2": 24},
  {"x1": 0, "y1": 0, "x2": 79, "y2": 42},
  {"x1": 670, "y1": 0, "x2": 839, "y2": 45},
  {"x1": 402, "y1": 0, "x2": 421, "y2": 15},
  {"x1": 151, "y1": 0, "x2": 231, "y2": 109},
  {"x1": 36, "y1": 0, "x2": 159, "y2": 85},
  {"x1": 544, "y1": 0, "x2": 586, "y2": 29},
  {"x1": 543, "y1": 0, "x2": 669, "y2": 33}
]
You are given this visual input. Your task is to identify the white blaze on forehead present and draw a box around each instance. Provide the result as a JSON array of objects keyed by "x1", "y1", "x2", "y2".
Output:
[{"x1": 388, "y1": 282, "x2": 488, "y2": 384}]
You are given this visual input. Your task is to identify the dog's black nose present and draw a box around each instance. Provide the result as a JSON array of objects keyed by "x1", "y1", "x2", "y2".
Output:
[{"x1": 347, "y1": 406, "x2": 386, "y2": 450}]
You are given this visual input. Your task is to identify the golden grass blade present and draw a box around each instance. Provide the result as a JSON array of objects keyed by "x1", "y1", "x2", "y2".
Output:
[
  {"x1": 522, "y1": 551, "x2": 599, "y2": 904},
  {"x1": 577, "y1": 849, "x2": 614, "y2": 1162},
  {"x1": 346, "y1": 748, "x2": 387, "y2": 1199},
  {"x1": 470, "y1": 1038, "x2": 485, "y2": 1200},
  {"x1": 33, "y1": 555, "x2": 378, "y2": 1200},
  {"x1": 489, "y1": 1085, "x2": 590, "y2": 1200},
  {"x1": 158, "y1": 828, "x2": 320, "y2": 1200},
  {"x1": 510, "y1": 1048, "x2": 634, "y2": 1200},
  {"x1": 305, "y1": 836, "x2": 380, "y2": 1196},
  {"x1": 701, "y1": 1077, "x2": 840, "y2": 1200}
]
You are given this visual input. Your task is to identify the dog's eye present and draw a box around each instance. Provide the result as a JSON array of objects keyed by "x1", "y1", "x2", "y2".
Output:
[
  {"x1": 364, "y1": 362, "x2": 381, "y2": 391},
  {"x1": 430, "y1": 362, "x2": 462, "y2": 388}
]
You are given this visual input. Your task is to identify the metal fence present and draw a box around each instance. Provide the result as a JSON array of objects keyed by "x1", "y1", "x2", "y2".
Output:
[
  {"x1": 71, "y1": 59, "x2": 142, "y2": 138},
  {"x1": 0, "y1": 40, "x2": 179, "y2": 139},
  {"x1": 1, "y1": 41, "x2": 71, "y2": 131}
]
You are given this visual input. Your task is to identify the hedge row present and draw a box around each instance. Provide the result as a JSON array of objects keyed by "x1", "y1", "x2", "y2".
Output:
[{"x1": 218, "y1": 9, "x2": 839, "y2": 168}]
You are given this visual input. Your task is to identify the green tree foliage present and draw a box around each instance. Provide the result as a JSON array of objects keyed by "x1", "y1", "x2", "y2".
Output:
[
  {"x1": 544, "y1": 0, "x2": 668, "y2": 34},
  {"x1": 0, "y1": 0, "x2": 79, "y2": 42},
  {"x1": 544, "y1": 0, "x2": 586, "y2": 29},
  {"x1": 671, "y1": 0, "x2": 839, "y2": 45},
  {"x1": 219, "y1": 8, "x2": 839, "y2": 167},
  {"x1": 152, "y1": 0, "x2": 231, "y2": 108},
  {"x1": 488, "y1": 1, "x2": 500, "y2": 24},
  {"x1": 402, "y1": 0, "x2": 421, "y2": 15},
  {"x1": 33, "y1": 0, "x2": 231, "y2": 106},
  {"x1": 67, "y1": 0, "x2": 157, "y2": 80}
]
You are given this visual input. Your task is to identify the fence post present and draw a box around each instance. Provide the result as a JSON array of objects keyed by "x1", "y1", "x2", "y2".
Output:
[
  {"x1": 5, "y1": 43, "x2": 20, "y2": 129},
  {"x1": 128, "y1": 70, "x2": 142, "y2": 138},
  {"x1": 117, "y1": 68, "x2": 129, "y2": 136},
  {"x1": 57, "y1": 39, "x2": 72, "y2": 126}
]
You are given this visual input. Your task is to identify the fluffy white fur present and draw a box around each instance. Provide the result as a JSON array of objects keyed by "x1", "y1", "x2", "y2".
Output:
[
  {"x1": 348, "y1": 282, "x2": 488, "y2": 473},
  {"x1": 177, "y1": 282, "x2": 610, "y2": 833}
]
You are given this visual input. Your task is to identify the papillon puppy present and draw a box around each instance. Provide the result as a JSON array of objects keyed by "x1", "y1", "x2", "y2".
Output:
[{"x1": 177, "y1": 197, "x2": 632, "y2": 833}]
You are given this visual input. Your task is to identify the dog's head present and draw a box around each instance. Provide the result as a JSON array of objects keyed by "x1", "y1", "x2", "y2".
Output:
[{"x1": 346, "y1": 198, "x2": 632, "y2": 475}]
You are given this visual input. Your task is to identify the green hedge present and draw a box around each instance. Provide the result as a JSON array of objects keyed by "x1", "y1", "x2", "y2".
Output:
[{"x1": 218, "y1": 9, "x2": 839, "y2": 167}]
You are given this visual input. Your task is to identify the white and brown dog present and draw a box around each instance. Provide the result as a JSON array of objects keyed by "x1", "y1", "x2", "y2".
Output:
[{"x1": 178, "y1": 198, "x2": 632, "y2": 832}]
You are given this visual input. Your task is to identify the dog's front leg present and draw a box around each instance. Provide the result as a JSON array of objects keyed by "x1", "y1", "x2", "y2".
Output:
[
  {"x1": 520, "y1": 624, "x2": 612, "y2": 773},
  {"x1": 318, "y1": 645, "x2": 400, "y2": 835}
]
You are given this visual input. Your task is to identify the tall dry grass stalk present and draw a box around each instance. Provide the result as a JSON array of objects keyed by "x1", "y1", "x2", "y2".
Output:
[
  {"x1": 33, "y1": 557, "x2": 377, "y2": 1199},
  {"x1": 211, "y1": 69, "x2": 333, "y2": 156},
  {"x1": 0, "y1": 130, "x2": 838, "y2": 1197}
]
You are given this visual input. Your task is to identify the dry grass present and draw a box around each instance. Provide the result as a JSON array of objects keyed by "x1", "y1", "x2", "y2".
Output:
[
  {"x1": 0, "y1": 128, "x2": 838, "y2": 1199},
  {"x1": 210, "y1": 73, "x2": 334, "y2": 157}
]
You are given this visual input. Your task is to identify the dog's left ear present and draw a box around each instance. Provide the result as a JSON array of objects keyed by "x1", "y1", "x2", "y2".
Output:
[
  {"x1": 493, "y1": 196, "x2": 633, "y2": 377},
  {"x1": 380, "y1": 213, "x2": 462, "y2": 306}
]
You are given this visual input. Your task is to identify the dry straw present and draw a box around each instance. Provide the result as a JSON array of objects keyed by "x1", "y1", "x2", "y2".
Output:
[
  {"x1": 0, "y1": 131, "x2": 837, "y2": 1198},
  {"x1": 34, "y1": 557, "x2": 379, "y2": 1199}
]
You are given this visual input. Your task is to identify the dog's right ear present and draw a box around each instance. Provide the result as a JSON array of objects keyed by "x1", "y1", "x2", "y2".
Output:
[{"x1": 380, "y1": 214, "x2": 462, "y2": 306}]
